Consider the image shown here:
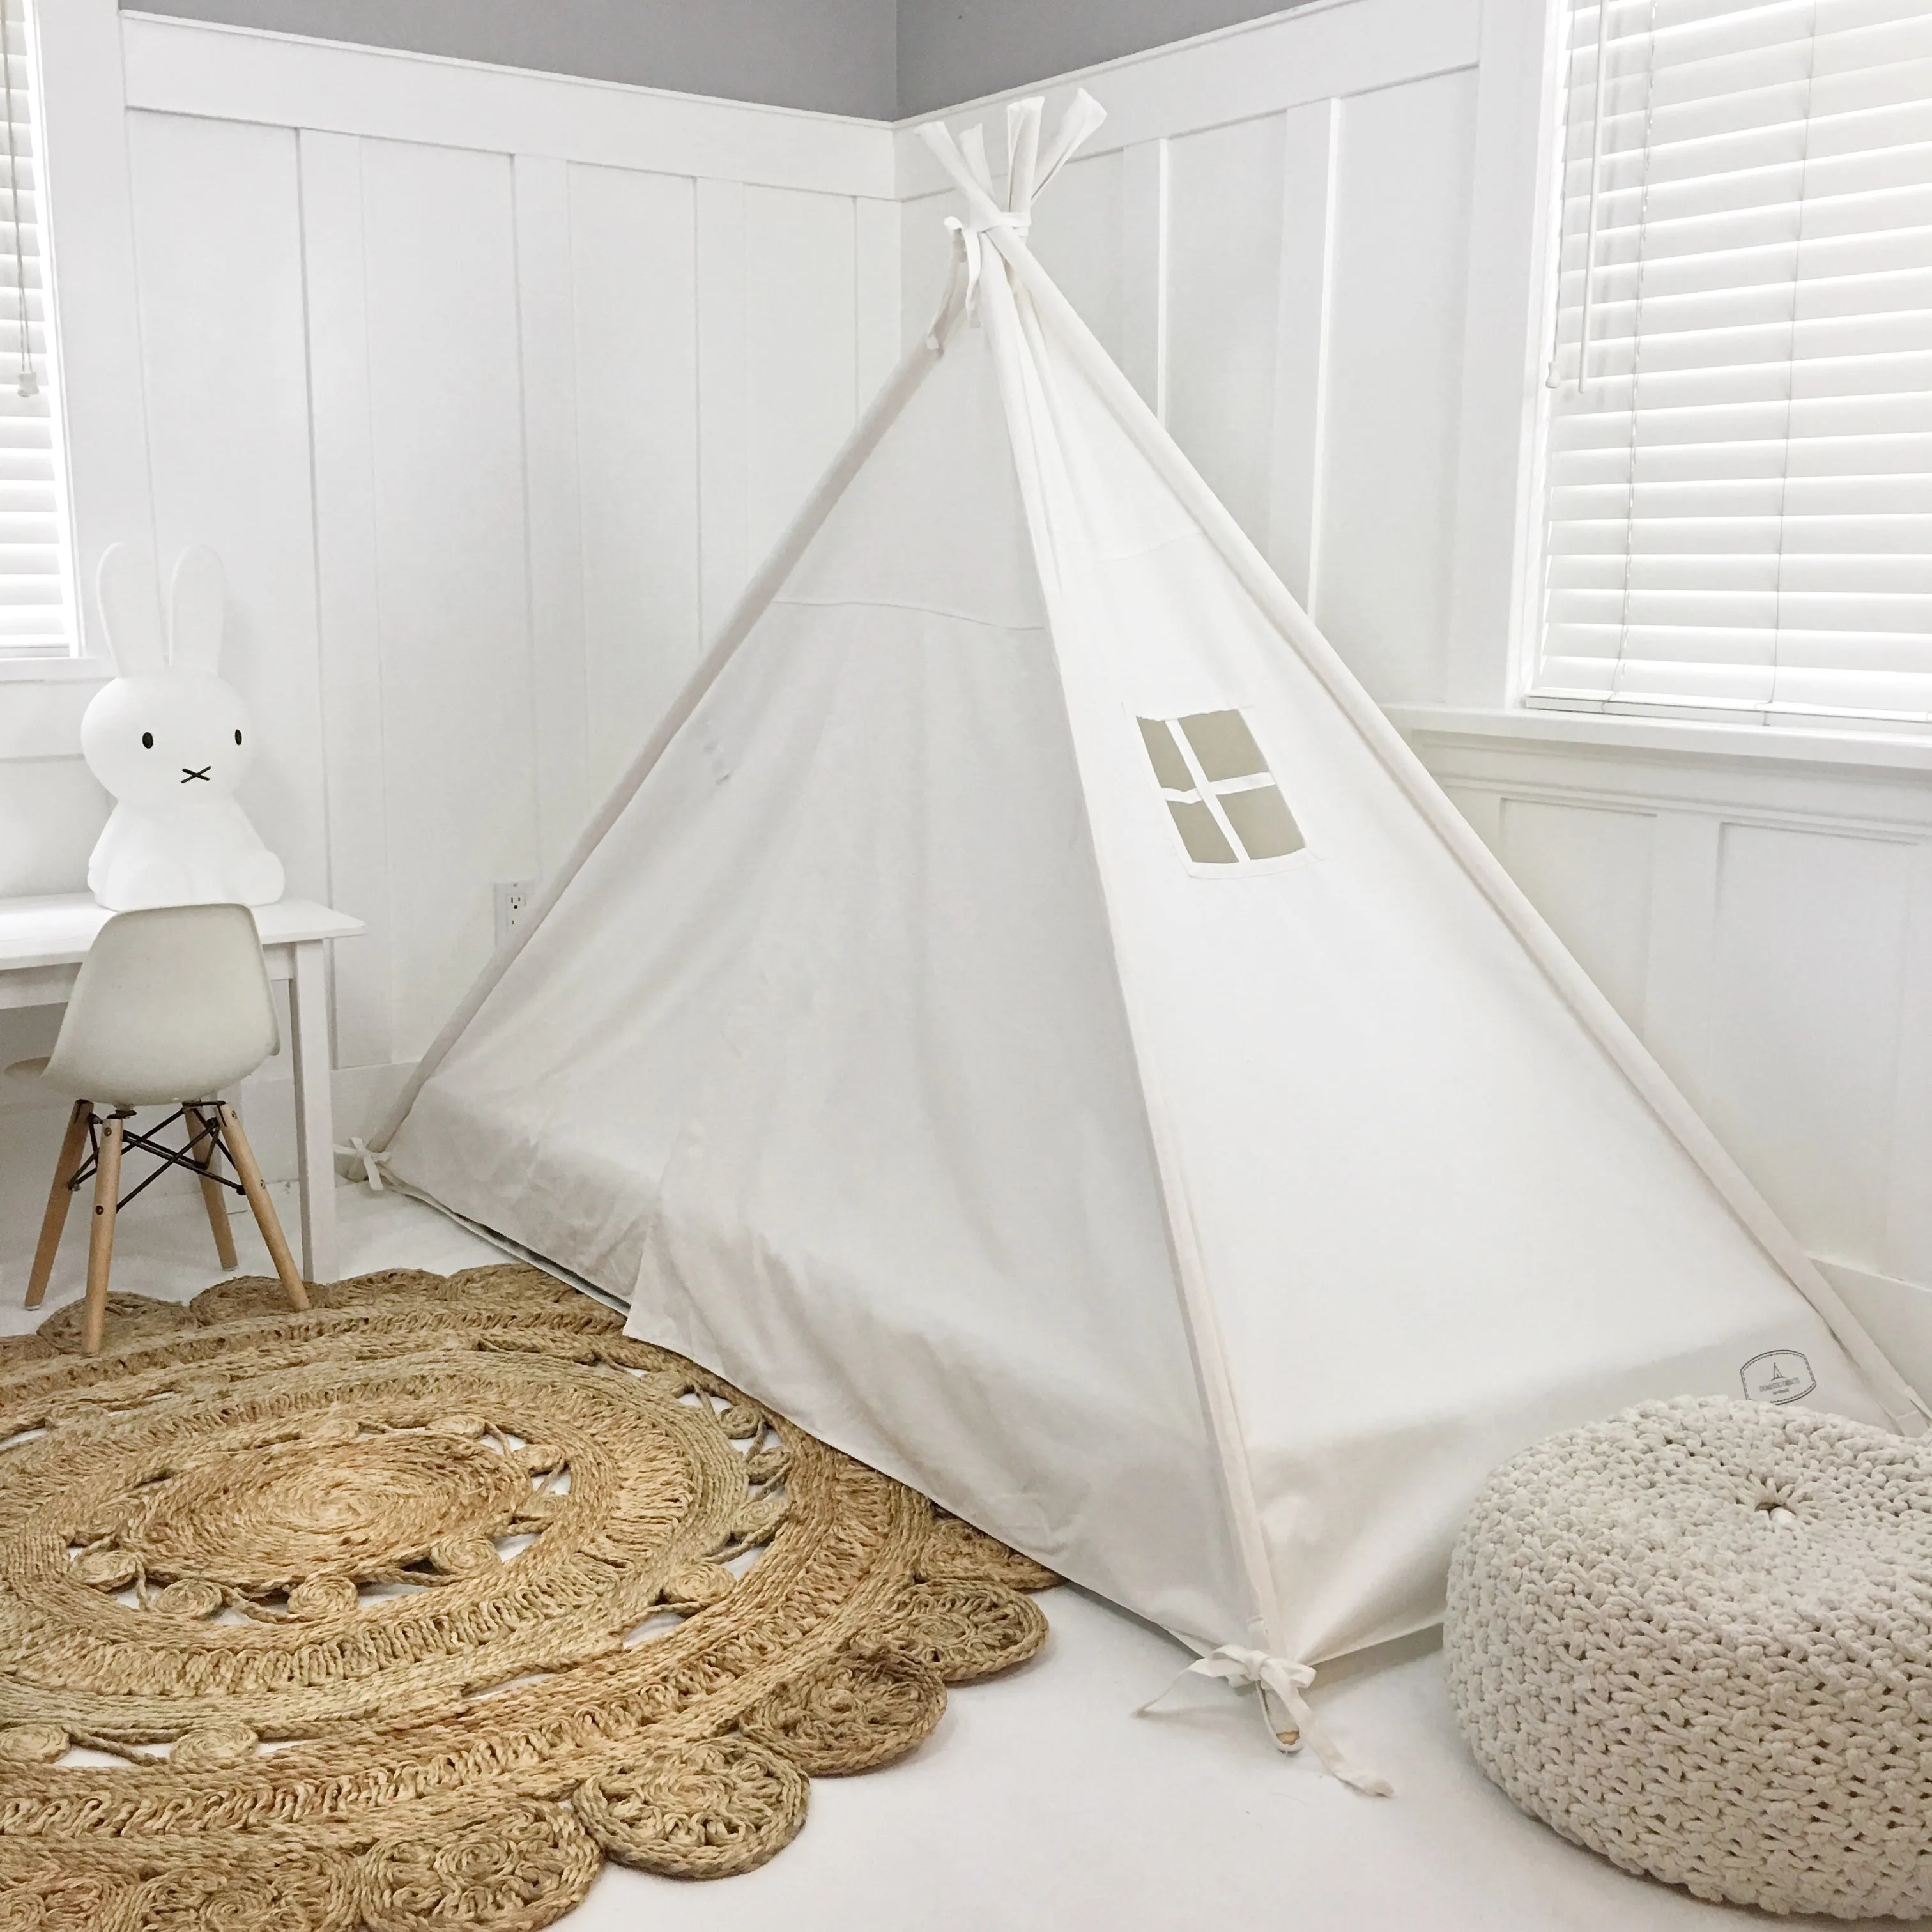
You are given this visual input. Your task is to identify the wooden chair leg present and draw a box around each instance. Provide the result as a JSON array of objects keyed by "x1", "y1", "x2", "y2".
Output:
[
  {"x1": 185, "y1": 1104, "x2": 238, "y2": 1273},
  {"x1": 26, "y1": 1100, "x2": 91, "y2": 1311},
  {"x1": 217, "y1": 1103, "x2": 310, "y2": 1313},
  {"x1": 82, "y1": 1112, "x2": 125, "y2": 1356}
]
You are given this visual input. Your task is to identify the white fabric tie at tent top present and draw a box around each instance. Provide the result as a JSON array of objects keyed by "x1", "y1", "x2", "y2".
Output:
[{"x1": 372, "y1": 91, "x2": 1926, "y2": 1791}]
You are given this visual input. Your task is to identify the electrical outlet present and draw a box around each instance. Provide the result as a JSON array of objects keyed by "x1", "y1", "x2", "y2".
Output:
[{"x1": 493, "y1": 879, "x2": 539, "y2": 949}]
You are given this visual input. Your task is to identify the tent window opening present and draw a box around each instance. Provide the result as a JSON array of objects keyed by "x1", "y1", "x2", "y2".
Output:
[
  {"x1": 1531, "y1": 0, "x2": 1932, "y2": 727},
  {"x1": 1137, "y1": 712, "x2": 1305, "y2": 865}
]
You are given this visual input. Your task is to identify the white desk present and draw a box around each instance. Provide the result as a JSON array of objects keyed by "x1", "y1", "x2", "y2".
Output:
[{"x1": 0, "y1": 894, "x2": 365, "y2": 1285}]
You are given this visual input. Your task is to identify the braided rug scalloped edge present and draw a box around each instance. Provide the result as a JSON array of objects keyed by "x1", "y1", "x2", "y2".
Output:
[{"x1": 0, "y1": 1266, "x2": 1058, "y2": 1931}]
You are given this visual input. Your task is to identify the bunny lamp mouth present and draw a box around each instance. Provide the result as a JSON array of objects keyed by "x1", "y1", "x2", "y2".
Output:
[{"x1": 180, "y1": 765, "x2": 212, "y2": 783}]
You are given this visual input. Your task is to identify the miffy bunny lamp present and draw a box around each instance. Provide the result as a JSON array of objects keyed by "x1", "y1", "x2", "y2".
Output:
[{"x1": 80, "y1": 544, "x2": 284, "y2": 910}]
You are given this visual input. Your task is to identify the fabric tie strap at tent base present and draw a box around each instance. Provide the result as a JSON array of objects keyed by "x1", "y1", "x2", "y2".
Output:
[
  {"x1": 334, "y1": 1136, "x2": 388, "y2": 1191},
  {"x1": 1138, "y1": 1646, "x2": 1393, "y2": 1798}
]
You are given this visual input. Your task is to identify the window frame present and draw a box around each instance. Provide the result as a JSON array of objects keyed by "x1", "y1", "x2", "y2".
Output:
[
  {"x1": 0, "y1": 0, "x2": 80, "y2": 664},
  {"x1": 1513, "y1": 0, "x2": 1932, "y2": 737},
  {"x1": 1506, "y1": 0, "x2": 1587, "y2": 714},
  {"x1": 0, "y1": 0, "x2": 156, "y2": 683}
]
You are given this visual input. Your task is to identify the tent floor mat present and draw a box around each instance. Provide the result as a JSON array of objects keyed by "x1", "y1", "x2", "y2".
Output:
[{"x1": 0, "y1": 1263, "x2": 1056, "y2": 1929}]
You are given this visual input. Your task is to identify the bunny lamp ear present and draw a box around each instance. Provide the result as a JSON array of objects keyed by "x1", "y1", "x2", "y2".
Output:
[
  {"x1": 168, "y1": 545, "x2": 226, "y2": 675},
  {"x1": 95, "y1": 542, "x2": 167, "y2": 676}
]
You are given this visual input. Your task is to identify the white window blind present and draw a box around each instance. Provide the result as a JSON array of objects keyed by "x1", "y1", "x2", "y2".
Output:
[
  {"x1": 0, "y1": 0, "x2": 70, "y2": 660},
  {"x1": 1534, "y1": 0, "x2": 1932, "y2": 726}
]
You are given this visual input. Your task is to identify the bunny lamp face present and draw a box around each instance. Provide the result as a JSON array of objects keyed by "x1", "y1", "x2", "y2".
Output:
[{"x1": 82, "y1": 674, "x2": 256, "y2": 807}]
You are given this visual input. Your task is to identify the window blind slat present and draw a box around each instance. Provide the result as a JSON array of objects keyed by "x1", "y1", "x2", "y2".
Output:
[
  {"x1": 1552, "y1": 546, "x2": 1932, "y2": 583},
  {"x1": 1569, "y1": 174, "x2": 1932, "y2": 266},
  {"x1": 0, "y1": 0, "x2": 70, "y2": 660},
  {"x1": 1535, "y1": 0, "x2": 1932, "y2": 723},
  {"x1": 1550, "y1": 379, "x2": 1932, "y2": 438}
]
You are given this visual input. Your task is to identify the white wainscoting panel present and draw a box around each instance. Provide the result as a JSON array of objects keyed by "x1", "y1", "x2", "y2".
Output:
[
  {"x1": 1312, "y1": 68, "x2": 1479, "y2": 703},
  {"x1": 1268, "y1": 97, "x2": 1340, "y2": 612},
  {"x1": 1888, "y1": 845, "x2": 1932, "y2": 1283},
  {"x1": 300, "y1": 126, "x2": 390, "y2": 1078},
  {"x1": 898, "y1": 185, "x2": 958, "y2": 367},
  {"x1": 125, "y1": 110, "x2": 331, "y2": 912},
  {"x1": 695, "y1": 176, "x2": 751, "y2": 648},
  {"x1": 1709, "y1": 826, "x2": 1916, "y2": 1268},
  {"x1": 1410, "y1": 721, "x2": 1932, "y2": 1300},
  {"x1": 565, "y1": 162, "x2": 700, "y2": 802},
  {"x1": 1026, "y1": 150, "x2": 1124, "y2": 371},
  {"x1": 358, "y1": 137, "x2": 540, "y2": 1057},
  {"x1": 1495, "y1": 797, "x2": 1654, "y2": 1033},
  {"x1": 854, "y1": 199, "x2": 901, "y2": 403},
  {"x1": 511, "y1": 153, "x2": 589, "y2": 877},
  {"x1": 1117, "y1": 141, "x2": 1170, "y2": 415},
  {"x1": 1163, "y1": 112, "x2": 1286, "y2": 548},
  {"x1": 744, "y1": 187, "x2": 861, "y2": 571}
]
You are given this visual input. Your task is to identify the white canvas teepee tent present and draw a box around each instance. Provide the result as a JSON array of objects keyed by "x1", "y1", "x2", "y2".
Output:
[{"x1": 374, "y1": 93, "x2": 1924, "y2": 1784}]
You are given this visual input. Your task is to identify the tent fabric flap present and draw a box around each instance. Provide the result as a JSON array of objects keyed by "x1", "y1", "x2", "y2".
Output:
[{"x1": 381, "y1": 317, "x2": 1246, "y2": 1646}]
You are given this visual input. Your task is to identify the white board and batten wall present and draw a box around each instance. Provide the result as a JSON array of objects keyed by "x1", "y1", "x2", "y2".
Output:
[
  {"x1": 0, "y1": 1, "x2": 900, "y2": 1202},
  {"x1": 5, "y1": 0, "x2": 1932, "y2": 1346}
]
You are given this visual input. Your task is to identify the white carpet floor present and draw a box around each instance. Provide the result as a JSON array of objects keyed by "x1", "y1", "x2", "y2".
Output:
[{"x1": 3, "y1": 1179, "x2": 1923, "y2": 1932}]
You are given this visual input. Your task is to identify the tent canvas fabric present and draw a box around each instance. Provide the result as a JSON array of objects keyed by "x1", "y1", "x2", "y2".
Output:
[{"x1": 374, "y1": 93, "x2": 1924, "y2": 1779}]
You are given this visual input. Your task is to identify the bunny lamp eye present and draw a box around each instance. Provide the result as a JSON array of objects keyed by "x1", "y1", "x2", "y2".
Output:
[
  {"x1": 141, "y1": 732, "x2": 153, "y2": 749},
  {"x1": 234, "y1": 730, "x2": 243, "y2": 745}
]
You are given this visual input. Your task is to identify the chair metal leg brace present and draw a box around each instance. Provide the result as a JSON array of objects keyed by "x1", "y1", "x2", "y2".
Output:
[{"x1": 64, "y1": 1105, "x2": 249, "y2": 1212}]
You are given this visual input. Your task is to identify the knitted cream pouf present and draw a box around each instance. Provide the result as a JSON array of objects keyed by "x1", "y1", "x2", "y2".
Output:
[{"x1": 1446, "y1": 1395, "x2": 1932, "y2": 1919}]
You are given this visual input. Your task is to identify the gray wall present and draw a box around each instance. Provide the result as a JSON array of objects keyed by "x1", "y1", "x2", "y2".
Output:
[
  {"x1": 896, "y1": 0, "x2": 1295, "y2": 114},
  {"x1": 126, "y1": 0, "x2": 901, "y2": 119},
  {"x1": 127, "y1": 0, "x2": 1300, "y2": 117}
]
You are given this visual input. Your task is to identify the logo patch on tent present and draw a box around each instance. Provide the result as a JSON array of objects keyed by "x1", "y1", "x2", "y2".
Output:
[
  {"x1": 1137, "y1": 711, "x2": 1304, "y2": 867},
  {"x1": 1740, "y1": 1350, "x2": 1816, "y2": 1404}
]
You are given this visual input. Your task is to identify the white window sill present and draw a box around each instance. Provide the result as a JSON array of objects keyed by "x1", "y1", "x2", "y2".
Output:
[
  {"x1": 0, "y1": 656, "x2": 109, "y2": 686},
  {"x1": 1385, "y1": 705, "x2": 1932, "y2": 777}
]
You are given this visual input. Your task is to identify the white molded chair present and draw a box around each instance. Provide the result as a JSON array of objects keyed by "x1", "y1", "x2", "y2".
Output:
[{"x1": 13, "y1": 904, "x2": 309, "y2": 1352}]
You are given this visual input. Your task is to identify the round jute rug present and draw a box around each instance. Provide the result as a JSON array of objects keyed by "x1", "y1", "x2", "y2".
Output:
[{"x1": 0, "y1": 1265, "x2": 1056, "y2": 1930}]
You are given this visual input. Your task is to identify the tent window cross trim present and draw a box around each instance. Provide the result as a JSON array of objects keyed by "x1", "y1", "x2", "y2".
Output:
[{"x1": 1137, "y1": 709, "x2": 1305, "y2": 867}]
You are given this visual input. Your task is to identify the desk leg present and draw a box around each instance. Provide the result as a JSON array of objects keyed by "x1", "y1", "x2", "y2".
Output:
[{"x1": 288, "y1": 939, "x2": 337, "y2": 1287}]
